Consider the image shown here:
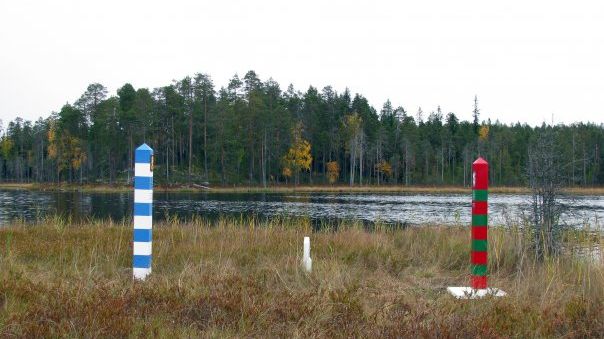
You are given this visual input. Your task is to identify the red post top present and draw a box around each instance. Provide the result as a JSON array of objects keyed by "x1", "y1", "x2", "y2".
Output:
[{"x1": 472, "y1": 157, "x2": 489, "y2": 190}]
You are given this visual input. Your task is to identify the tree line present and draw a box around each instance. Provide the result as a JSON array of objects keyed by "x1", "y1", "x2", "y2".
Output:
[{"x1": 1, "y1": 70, "x2": 602, "y2": 187}]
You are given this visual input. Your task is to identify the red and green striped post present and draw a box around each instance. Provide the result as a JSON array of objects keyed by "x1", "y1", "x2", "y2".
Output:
[
  {"x1": 448, "y1": 157, "x2": 504, "y2": 298},
  {"x1": 471, "y1": 157, "x2": 488, "y2": 289}
]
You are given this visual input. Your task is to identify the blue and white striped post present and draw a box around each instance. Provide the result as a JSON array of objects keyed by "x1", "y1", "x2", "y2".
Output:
[{"x1": 133, "y1": 143, "x2": 153, "y2": 280}]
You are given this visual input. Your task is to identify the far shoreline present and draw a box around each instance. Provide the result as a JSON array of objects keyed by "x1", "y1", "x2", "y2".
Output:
[{"x1": 1, "y1": 182, "x2": 603, "y2": 195}]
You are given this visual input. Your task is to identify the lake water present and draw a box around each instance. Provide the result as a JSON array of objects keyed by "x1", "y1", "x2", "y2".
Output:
[{"x1": 1, "y1": 189, "x2": 603, "y2": 227}]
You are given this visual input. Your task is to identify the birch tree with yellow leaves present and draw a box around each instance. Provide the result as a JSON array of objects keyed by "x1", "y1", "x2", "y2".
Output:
[{"x1": 282, "y1": 122, "x2": 312, "y2": 185}]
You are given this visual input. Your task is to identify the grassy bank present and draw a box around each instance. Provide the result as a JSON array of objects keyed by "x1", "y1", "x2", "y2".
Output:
[
  {"x1": 2, "y1": 182, "x2": 604, "y2": 195},
  {"x1": 1, "y1": 218, "x2": 603, "y2": 337}
]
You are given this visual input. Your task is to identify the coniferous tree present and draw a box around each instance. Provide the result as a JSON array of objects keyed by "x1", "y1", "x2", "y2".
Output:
[
  {"x1": 0, "y1": 72, "x2": 602, "y2": 188},
  {"x1": 473, "y1": 95, "x2": 480, "y2": 135}
]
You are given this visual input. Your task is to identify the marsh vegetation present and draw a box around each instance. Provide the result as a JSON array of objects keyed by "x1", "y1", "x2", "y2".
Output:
[{"x1": 1, "y1": 217, "x2": 603, "y2": 337}]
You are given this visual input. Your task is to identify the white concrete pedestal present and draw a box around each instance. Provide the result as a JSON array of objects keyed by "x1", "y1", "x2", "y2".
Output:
[{"x1": 447, "y1": 286, "x2": 507, "y2": 299}]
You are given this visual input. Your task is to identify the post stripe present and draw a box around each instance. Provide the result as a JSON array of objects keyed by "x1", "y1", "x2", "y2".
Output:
[
  {"x1": 473, "y1": 190, "x2": 488, "y2": 201},
  {"x1": 471, "y1": 276, "x2": 488, "y2": 289},
  {"x1": 472, "y1": 215, "x2": 488, "y2": 226},
  {"x1": 134, "y1": 215, "x2": 152, "y2": 229},
  {"x1": 134, "y1": 163, "x2": 153, "y2": 177},
  {"x1": 134, "y1": 189, "x2": 153, "y2": 204},
  {"x1": 133, "y1": 255, "x2": 151, "y2": 268},
  {"x1": 133, "y1": 241, "x2": 152, "y2": 255},
  {"x1": 133, "y1": 229, "x2": 152, "y2": 242},
  {"x1": 472, "y1": 239, "x2": 488, "y2": 252},
  {"x1": 472, "y1": 201, "x2": 488, "y2": 215},
  {"x1": 472, "y1": 265, "x2": 488, "y2": 276},
  {"x1": 471, "y1": 251, "x2": 487, "y2": 265},
  {"x1": 134, "y1": 177, "x2": 153, "y2": 190},
  {"x1": 135, "y1": 149, "x2": 152, "y2": 164},
  {"x1": 133, "y1": 267, "x2": 151, "y2": 279},
  {"x1": 471, "y1": 226, "x2": 488, "y2": 240},
  {"x1": 134, "y1": 203, "x2": 152, "y2": 216}
]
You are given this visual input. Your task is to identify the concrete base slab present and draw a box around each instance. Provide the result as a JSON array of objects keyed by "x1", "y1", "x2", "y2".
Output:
[{"x1": 447, "y1": 286, "x2": 507, "y2": 299}]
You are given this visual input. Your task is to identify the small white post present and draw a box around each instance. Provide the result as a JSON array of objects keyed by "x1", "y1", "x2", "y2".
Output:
[{"x1": 302, "y1": 236, "x2": 312, "y2": 273}]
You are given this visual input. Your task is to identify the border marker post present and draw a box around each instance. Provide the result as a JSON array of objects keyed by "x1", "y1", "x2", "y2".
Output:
[
  {"x1": 447, "y1": 157, "x2": 506, "y2": 299},
  {"x1": 133, "y1": 143, "x2": 153, "y2": 280},
  {"x1": 471, "y1": 157, "x2": 489, "y2": 289}
]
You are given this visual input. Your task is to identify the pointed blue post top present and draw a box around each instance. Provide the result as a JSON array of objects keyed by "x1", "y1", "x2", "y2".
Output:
[{"x1": 135, "y1": 143, "x2": 153, "y2": 164}]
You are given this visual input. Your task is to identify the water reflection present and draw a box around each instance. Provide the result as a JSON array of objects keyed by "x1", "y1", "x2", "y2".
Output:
[{"x1": 0, "y1": 189, "x2": 603, "y2": 227}]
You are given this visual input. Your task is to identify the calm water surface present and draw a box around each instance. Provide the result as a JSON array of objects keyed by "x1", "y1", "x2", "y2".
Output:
[{"x1": 1, "y1": 189, "x2": 603, "y2": 227}]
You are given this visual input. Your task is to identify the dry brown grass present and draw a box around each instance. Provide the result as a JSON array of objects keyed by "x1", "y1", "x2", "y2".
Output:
[{"x1": 1, "y1": 217, "x2": 603, "y2": 337}]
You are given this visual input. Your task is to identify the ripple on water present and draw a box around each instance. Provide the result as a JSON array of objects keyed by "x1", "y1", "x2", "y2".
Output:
[{"x1": 1, "y1": 190, "x2": 603, "y2": 227}]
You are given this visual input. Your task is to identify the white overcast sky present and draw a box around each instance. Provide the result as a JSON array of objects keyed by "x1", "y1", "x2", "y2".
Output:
[{"x1": 0, "y1": 0, "x2": 602, "y2": 127}]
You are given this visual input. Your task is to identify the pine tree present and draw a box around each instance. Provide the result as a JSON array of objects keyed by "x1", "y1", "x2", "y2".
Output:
[{"x1": 473, "y1": 95, "x2": 480, "y2": 135}]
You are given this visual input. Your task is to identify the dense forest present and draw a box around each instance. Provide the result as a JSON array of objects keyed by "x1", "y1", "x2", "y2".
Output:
[{"x1": 0, "y1": 70, "x2": 602, "y2": 187}]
